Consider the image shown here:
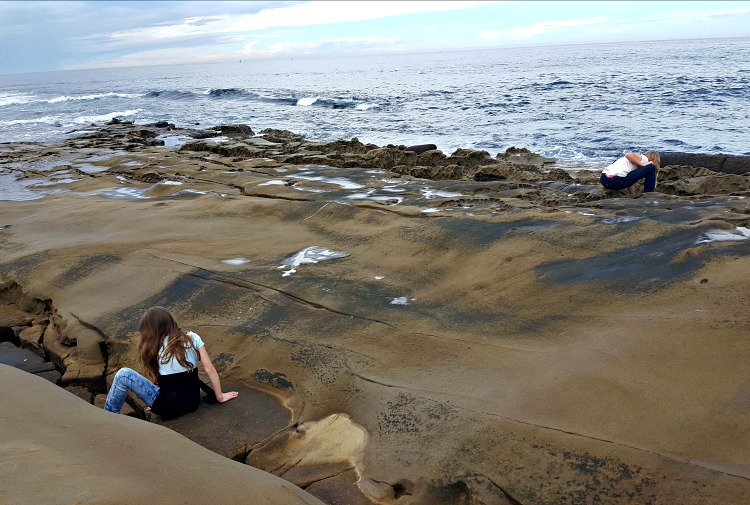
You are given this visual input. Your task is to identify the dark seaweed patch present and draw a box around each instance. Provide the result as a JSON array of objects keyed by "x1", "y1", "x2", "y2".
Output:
[
  {"x1": 53, "y1": 254, "x2": 122, "y2": 287},
  {"x1": 436, "y1": 217, "x2": 560, "y2": 247},
  {"x1": 536, "y1": 227, "x2": 750, "y2": 292},
  {"x1": 251, "y1": 368, "x2": 294, "y2": 389}
]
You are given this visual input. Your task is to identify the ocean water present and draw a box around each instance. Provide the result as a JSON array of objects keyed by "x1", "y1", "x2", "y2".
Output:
[{"x1": 1, "y1": 37, "x2": 748, "y2": 167}]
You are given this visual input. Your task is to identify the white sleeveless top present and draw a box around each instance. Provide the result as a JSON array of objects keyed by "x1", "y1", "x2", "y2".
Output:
[{"x1": 602, "y1": 154, "x2": 648, "y2": 177}]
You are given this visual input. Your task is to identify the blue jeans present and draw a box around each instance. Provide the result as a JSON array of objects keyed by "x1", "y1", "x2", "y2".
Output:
[
  {"x1": 104, "y1": 367, "x2": 160, "y2": 413},
  {"x1": 600, "y1": 164, "x2": 657, "y2": 192}
]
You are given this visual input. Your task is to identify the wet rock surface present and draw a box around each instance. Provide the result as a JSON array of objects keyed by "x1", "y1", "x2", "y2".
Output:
[{"x1": 1, "y1": 122, "x2": 749, "y2": 505}]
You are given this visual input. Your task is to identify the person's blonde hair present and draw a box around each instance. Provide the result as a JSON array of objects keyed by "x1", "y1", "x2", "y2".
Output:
[
  {"x1": 645, "y1": 150, "x2": 661, "y2": 169},
  {"x1": 138, "y1": 306, "x2": 194, "y2": 383}
]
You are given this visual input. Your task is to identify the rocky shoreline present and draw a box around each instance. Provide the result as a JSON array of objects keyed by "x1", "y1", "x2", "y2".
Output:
[{"x1": 2, "y1": 122, "x2": 750, "y2": 504}]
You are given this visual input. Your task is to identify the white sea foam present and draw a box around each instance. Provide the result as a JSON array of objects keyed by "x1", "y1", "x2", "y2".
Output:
[
  {"x1": 258, "y1": 180, "x2": 287, "y2": 186},
  {"x1": 296, "y1": 96, "x2": 319, "y2": 106},
  {"x1": 0, "y1": 116, "x2": 60, "y2": 126},
  {"x1": 695, "y1": 227, "x2": 750, "y2": 244},
  {"x1": 48, "y1": 92, "x2": 140, "y2": 104},
  {"x1": 160, "y1": 181, "x2": 183, "y2": 186},
  {"x1": 0, "y1": 93, "x2": 37, "y2": 107},
  {"x1": 355, "y1": 103, "x2": 379, "y2": 110},
  {"x1": 73, "y1": 109, "x2": 141, "y2": 124},
  {"x1": 278, "y1": 246, "x2": 349, "y2": 277}
]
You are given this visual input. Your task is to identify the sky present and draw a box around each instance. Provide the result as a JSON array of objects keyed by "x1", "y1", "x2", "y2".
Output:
[{"x1": 1, "y1": 1, "x2": 749, "y2": 75}]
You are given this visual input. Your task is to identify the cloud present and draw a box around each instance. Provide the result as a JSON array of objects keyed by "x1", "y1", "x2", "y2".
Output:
[
  {"x1": 475, "y1": 5, "x2": 750, "y2": 46},
  {"x1": 243, "y1": 36, "x2": 400, "y2": 56},
  {"x1": 477, "y1": 16, "x2": 608, "y2": 42},
  {"x1": 98, "y1": 1, "x2": 489, "y2": 45}
]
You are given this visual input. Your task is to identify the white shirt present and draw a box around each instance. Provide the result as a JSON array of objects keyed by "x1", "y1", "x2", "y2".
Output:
[
  {"x1": 158, "y1": 331, "x2": 204, "y2": 376},
  {"x1": 602, "y1": 154, "x2": 648, "y2": 177}
]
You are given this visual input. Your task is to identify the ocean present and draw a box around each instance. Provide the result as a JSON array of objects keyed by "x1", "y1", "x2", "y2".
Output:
[{"x1": 1, "y1": 37, "x2": 748, "y2": 169}]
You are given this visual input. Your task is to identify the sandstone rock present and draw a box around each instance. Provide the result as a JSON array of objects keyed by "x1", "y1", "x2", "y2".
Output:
[
  {"x1": 18, "y1": 324, "x2": 45, "y2": 353},
  {"x1": 496, "y1": 146, "x2": 557, "y2": 168},
  {"x1": 154, "y1": 379, "x2": 291, "y2": 461},
  {"x1": 2, "y1": 123, "x2": 750, "y2": 505},
  {"x1": 213, "y1": 124, "x2": 255, "y2": 137},
  {"x1": 93, "y1": 392, "x2": 136, "y2": 416},
  {"x1": 0, "y1": 303, "x2": 34, "y2": 327},
  {"x1": 2, "y1": 365, "x2": 325, "y2": 505},
  {"x1": 247, "y1": 414, "x2": 368, "y2": 497},
  {"x1": 259, "y1": 128, "x2": 305, "y2": 142}
]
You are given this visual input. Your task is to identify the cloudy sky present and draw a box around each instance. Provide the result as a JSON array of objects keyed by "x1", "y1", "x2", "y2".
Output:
[{"x1": 1, "y1": 0, "x2": 749, "y2": 75}]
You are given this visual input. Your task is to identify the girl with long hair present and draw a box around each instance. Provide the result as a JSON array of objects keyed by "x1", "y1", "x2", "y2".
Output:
[
  {"x1": 104, "y1": 306, "x2": 238, "y2": 418},
  {"x1": 600, "y1": 150, "x2": 661, "y2": 196}
]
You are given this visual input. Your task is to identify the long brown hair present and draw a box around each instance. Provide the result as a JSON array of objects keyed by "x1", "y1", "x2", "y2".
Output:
[
  {"x1": 138, "y1": 306, "x2": 195, "y2": 383},
  {"x1": 645, "y1": 150, "x2": 661, "y2": 170}
]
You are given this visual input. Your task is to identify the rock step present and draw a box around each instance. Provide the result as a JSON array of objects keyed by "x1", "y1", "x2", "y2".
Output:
[
  {"x1": 661, "y1": 152, "x2": 750, "y2": 174},
  {"x1": 0, "y1": 341, "x2": 61, "y2": 383}
]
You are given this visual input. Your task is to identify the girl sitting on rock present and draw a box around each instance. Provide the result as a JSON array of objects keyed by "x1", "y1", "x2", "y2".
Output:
[
  {"x1": 104, "y1": 306, "x2": 238, "y2": 418},
  {"x1": 600, "y1": 150, "x2": 661, "y2": 196}
]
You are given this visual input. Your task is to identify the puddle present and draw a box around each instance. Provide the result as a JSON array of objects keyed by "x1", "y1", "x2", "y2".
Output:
[
  {"x1": 292, "y1": 185, "x2": 328, "y2": 193},
  {"x1": 172, "y1": 189, "x2": 208, "y2": 196},
  {"x1": 0, "y1": 173, "x2": 66, "y2": 201},
  {"x1": 160, "y1": 180, "x2": 183, "y2": 186},
  {"x1": 601, "y1": 216, "x2": 642, "y2": 224},
  {"x1": 258, "y1": 180, "x2": 287, "y2": 186},
  {"x1": 221, "y1": 257, "x2": 251, "y2": 265},
  {"x1": 82, "y1": 187, "x2": 151, "y2": 199},
  {"x1": 78, "y1": 153, "x2": 118, "y2": 162},
  {"x1": 155, "y1": 135, "x2": 193, "y2": 148},
  {"x1": 344, "y1": 192, "x2": 403, "y2": 205},
  {"x1": 29, "y1": 177, "x2": 78, "y2": 186},
  {"x1": 290, "y1": 175, "x2": 364, "y2": 190},
  {"x1": 278, "y1": 246, "x2": 349, "y2": 277},
  {"x1": 696, "y1": 227, "x2": 750, "y2": 244},
  {"x1": 422, "y1": 189, "x2": 463, "y2": 199},
  {"x1": 390, "y1": 296, "x2": 414, "y2": 306},
  {"x1": 74, "y1": 163, "x2": 109, "y2": 174}
]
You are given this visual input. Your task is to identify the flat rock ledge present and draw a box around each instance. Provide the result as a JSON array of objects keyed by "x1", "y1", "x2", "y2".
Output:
[{"x1": 1, "y1": 122, "x2": 750, "y2": 505}]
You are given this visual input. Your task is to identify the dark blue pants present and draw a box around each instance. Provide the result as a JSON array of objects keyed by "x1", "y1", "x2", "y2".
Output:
[{"x1": 600, "y1": 164, "x2": 657, "y2": 192}]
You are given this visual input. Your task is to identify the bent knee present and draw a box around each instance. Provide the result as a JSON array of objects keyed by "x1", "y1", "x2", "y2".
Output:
[{"x1": 114, "y1": 367, "x2": 135, "y2": 381}]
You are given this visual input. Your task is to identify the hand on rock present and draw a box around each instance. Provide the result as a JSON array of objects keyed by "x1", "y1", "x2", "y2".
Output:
[{"x1": 217, "y1": 391, "x2": 239, "y2": 403}]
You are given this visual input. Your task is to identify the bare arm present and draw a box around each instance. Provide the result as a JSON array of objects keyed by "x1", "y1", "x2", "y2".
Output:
[
  {"x1": 624, "y1": 152, "x2": 649, "y2": 166},
  {"x1": 198, "y1": 346, "x2": 239, "y2": 403}
]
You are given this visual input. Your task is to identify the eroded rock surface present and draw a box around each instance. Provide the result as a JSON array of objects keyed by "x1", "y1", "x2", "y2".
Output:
[{"x1": 1, "y1": 123, "x2": 749, "y2": 505}]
